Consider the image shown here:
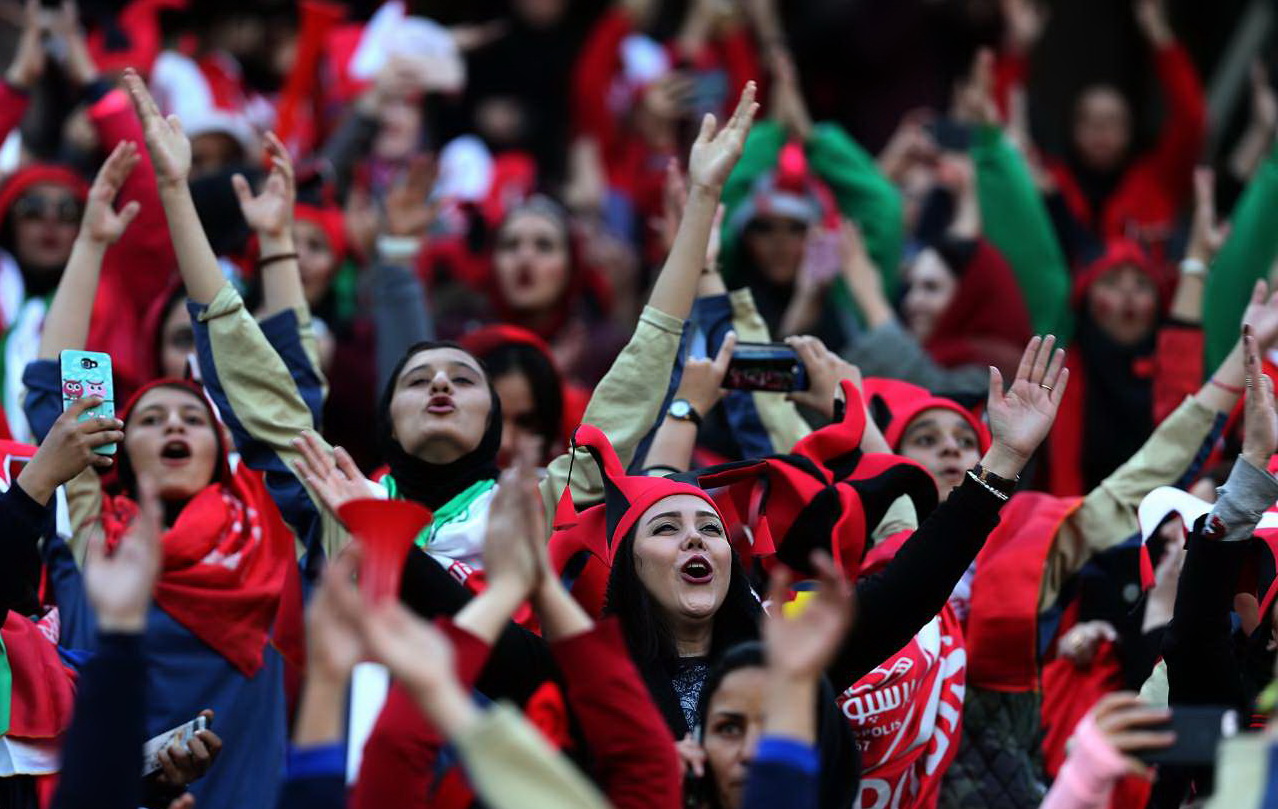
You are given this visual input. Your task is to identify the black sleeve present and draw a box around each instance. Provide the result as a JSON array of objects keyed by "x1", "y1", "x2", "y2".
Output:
[
  {"x1": 0, "y1": 482, "x2": 55, "y2": 621},
  {"x1": 51, "y1": 632, "x2": 146, "y2": 809},
  {"x1": 399, "y1": 548, "x2": 558, "y2": 705},
  {"x1": 1160, "y1": 531, "x2": 1251, "y2": 710},
  {"x1": 829, "y1": 474, "x2": 1004, "y2": 686}
]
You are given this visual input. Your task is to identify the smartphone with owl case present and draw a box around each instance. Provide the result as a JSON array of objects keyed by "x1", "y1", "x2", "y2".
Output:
[{"x1": 60, "y1": 350, "x2": 116, "y2": 455}]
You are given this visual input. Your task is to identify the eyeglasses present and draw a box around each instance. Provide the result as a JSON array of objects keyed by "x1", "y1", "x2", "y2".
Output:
[{"x1": 13, "y1": 195, "x2": 82, "y2": 224}]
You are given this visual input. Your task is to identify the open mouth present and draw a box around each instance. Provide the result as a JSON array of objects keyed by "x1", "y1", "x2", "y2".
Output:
[
  {"x1": 160, "y1": 440, "x2": 192, "y2": 465},
  {"x1": 427, "y1": 395, "x2": 455, "y2": 415},
  {"x1": 680, "y1": 555, "x2": 714, "y2": 585}
]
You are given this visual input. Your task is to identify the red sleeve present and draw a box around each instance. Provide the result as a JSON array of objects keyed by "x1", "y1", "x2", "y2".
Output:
[
  {"x1": 550, "y1": 618, "x2": 681, "y2": 809},
  {"x1": 572, "y1": 7, "x2": 632, "y2": 144},
  {"x1": 717, "y1": 25, "x2": 761, "y2": 104},
  {"x1": 0, "y1": 82, "x2": 30, "y2": 145},
  {"x1": 993, "y1": 51, "x2": 1029, "y2": 120},
  {"x1": 1152, "y1": 324, "x2": 1204, "y2": 424},
  {"x1": 350, "y1": 619, "x2": 492, "y2": 809},
  {"x1": 1142, "y1": 43, "x2": 1206, "y2": 203},
  {"x1": 89, "y1": 88, "x2": 179, "y2": 325}
]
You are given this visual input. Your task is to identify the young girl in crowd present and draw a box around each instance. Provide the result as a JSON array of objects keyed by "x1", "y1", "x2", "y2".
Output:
[{"x1": 19, "y1": 135, "x2": 309, "y2": 809}]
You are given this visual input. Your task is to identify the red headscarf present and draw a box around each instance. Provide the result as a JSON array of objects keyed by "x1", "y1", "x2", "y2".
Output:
[
  {"x1": 921, "y1": 239, "x2": 1033, "y2": 378},
  {"x1": 864, "y1": 378, "x2": 991, "y2": 455},
  {"x1": 0, "y1": 165, "x2": 89, "y2": 226},
  {"x1": 1070, "y1": 239, "x2": 1170, "y2": 310},
  {"x1": 102, "y1": 379, "x2": 296, "y2": 677}
]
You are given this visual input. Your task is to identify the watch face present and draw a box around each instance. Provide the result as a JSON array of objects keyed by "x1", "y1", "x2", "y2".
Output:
[{"x1": 670, "y1": 400, "x2": 691, "y2": 419}]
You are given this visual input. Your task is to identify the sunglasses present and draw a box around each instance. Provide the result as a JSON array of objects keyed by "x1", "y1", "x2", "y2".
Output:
[
  {"x1": 748, "y1": 218, "x2": 808, "y2": 237},
  {"x1": 13, "y1": 195, "x2": 82, "y2": 224}
]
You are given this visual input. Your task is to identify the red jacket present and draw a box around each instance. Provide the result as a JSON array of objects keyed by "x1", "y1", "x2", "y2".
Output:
[
  {"x1": 1047, "y1": 43, "x2": 1206, "y2": 258},
  {"x1": 353, "y1": 617, "x2": 681, "y2": 809}
]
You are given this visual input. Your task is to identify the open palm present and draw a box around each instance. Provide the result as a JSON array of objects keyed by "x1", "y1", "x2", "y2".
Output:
[
  {"x1": 124, "y1": 69, "x2": 192, "y2": 187},
  {"x1": 1241, "y1": 280, "x2": 1278, "y2": 350},
  {"x1": 986, "y1": 335, "x2": 1068, "y2": 462},
  {"x1": 687, "y1": 82, "x2": 759, "y2": 191},
  {"x1": 232, "y1": 132, "x2": 294, "y2": 237},
  {"x1": 82, "y1": 141, "x2": 141, "y2": 244}
]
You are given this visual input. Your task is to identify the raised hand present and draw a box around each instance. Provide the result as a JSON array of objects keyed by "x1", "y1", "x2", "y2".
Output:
[
  {"x1": 1241, "y1": 279, "x2": 1278, "y2": 350},
  {"x1": 84, "y1": 479, "x2": 163, "y2": 633},
  {"x1": 786, "y1": 334, "x2": 862, "y2": 418},
  {"x1": 51, "y1": 0, "x2": 99, "y2": 87},
  {"x1": 952, "y1": 49, "x2": 1000, "y2": 127},
  {"x1": 16, "y1": 396, "x2": 124, "y2": 504},
  {"x1": 383, "y1": 155, "x2": 439, "y2": 238},
  {"x1": 305, "y1": 546, "x2": 368, "y2": 683},
  {"x1": 482, "y1": 457, "x2": 548, "y2": 600},
  {"x1": 1186, "y1": 167, "x2": 1227, "y2": 265},
  {"x1": 360, "y1": 598, "x2": 464, "y2": 709},
  {"x1": 124, "y1": 69, "x2": 192, "y2": 189},
  {"x1": 292, "y1": 431, "x2": 375, "y2": 518},
  {"x1": 1134, "y1": 0, "x2": 1173, "y2": 47},
  {"x1": 1001, "y1": 0, "x2": 1049, "y2": 56},
  {"x1": 984, "y1": 335, "x2": 1068, "y2": 477},
  {"x1": 1241, "y1": 325, "x2": 1277, "y2": 469},
  {"x1": 765, "y1": 551, "x2": 856, "y2": 680},
  {"x1": 232, "y1": 132, "x2": 295, "y2": 239},
  {"x1": 80, "y1": 141, "x2": 142, "y2": 245},
  {"x1": 687, "y1": 81, "x2": 759, "y2": 192},
  {"x1": 674, "y1": 331, "x2": 736, "y2": 418},
  {"x1": 4, "y1": 0, "x2": 45, "y2": 91}
]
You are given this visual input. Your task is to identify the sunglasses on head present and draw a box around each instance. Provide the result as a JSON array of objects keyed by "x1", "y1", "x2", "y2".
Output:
[
  {"x1": 13, "y1": 195, "x2": 81, "y2": 224},
  {"x1": 748, "y1": 218, "x2": 808, "y2": 236}
]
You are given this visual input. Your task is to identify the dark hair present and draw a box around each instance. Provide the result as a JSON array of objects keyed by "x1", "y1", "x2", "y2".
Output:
[
  {"x1": 481, "y1": 342, "x2": 565, "y2": 456},
  {"x1": 152, "y1": 285, "x2": 190, "y2": 379},
  {"x1": 603, "y1": 522, "x2": 763, "y2": 676},
  {"x1": 685, "y1": 641, "x2": 766, "y2": 809}
]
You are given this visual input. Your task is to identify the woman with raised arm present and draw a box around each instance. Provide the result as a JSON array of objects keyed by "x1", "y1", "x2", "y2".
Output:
[
  {"x1": 20, "y1": 136, "x2": 306, "y2": 809},
  {"x1": 128, "y1": 65, "x2": 758, "y2": 587}
]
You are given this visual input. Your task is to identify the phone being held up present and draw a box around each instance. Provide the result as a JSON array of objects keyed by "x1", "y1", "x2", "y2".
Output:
[
  {"x1": 60, "y1": 350, "x2": 116, "y2": 455},
  {"x1": 724, "y1": 342, "x2": 809, "y2": 393}
]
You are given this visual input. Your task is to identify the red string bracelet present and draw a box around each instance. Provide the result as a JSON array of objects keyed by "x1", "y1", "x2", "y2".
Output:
[{"x1": 1210, "y1": 378, "x2": 1244, "y2": 395}]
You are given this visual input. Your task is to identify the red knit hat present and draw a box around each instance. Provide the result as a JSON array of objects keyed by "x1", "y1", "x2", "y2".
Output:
[
  {"x1": 1070, "y1": 239, "x2": 1169, "y2": 309},
  {"x1": 0, "y1": 165, "x2": 90, "y2": 226},
  {"x1": 863, "y1": 377, "x2": 991, "y2": 454},
  {"x1": 295, "y1": 202, "x2": 348, "y2": 262},
  {"x1": 548, "y1": 424, "x2": 728, "y2": 615},
  {"x1": 549, "y1": 382, "x2": 939, "y2": 614}
]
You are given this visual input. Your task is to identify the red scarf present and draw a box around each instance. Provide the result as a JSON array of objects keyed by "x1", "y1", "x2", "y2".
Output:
[
  {"x1": 841, "y1": 533, "x2": 967, "y2": 809},
  {"x1": 99, "y1": 465, "x2": 293, "y2": 677}
]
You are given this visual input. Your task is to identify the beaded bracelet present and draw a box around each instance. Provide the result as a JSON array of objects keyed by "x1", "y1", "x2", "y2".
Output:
[{"x1": 966, "y1": 469, "x2": 1010, "y2": 502}]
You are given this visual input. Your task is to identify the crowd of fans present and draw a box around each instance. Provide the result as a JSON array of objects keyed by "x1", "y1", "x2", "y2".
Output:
[{"x1": 0, "y1": 0, "x2": 1276, "y2": 807}]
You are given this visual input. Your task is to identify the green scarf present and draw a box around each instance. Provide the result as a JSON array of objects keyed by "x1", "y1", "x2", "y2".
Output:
[
  {"x1": 0, "y1": 633, "x2": 10, "y2": 736},
  {"x1": 383, "y1": 477, "x2": 496, "y2": 549}
]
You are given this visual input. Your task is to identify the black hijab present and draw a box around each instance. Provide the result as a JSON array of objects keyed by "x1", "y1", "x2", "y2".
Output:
[{"x1": 377, "y1": 340, "x2": 503, "y2": 510}]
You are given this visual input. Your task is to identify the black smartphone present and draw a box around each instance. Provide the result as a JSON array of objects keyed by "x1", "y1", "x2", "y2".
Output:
[
  {"x1": 1134, "y1": 706, "x2": 1238, "y2": 767},
  {"x1": 928, "y1": 118, "x2": 973, "y2": 152},
  {"x1": 723, "y1": 343, "x2": 809, "y2": 393}
]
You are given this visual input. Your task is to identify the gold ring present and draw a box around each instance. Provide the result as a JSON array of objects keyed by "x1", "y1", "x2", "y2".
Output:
[{"x1": 1039, "y1": 383, "x2": 1053, "y2": 392}]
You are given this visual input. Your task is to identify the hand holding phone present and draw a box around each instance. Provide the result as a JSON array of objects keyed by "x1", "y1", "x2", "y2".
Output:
[
  {"x1": 724, "y1": 342, "x2": 809, "y2": 393},
  {"x1": 143, "y1": 712, "x2": 221, "y2": 781},
  {"x1": 60, "y1": 350, "x2": 116, "y2": 455}
]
